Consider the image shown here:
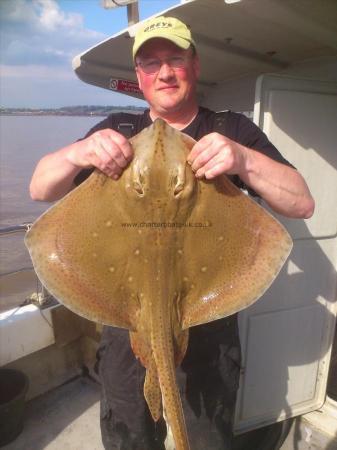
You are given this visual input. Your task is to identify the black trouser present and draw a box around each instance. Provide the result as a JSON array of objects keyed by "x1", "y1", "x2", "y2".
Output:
[{"x1": 96, "y1": 315, "x2": 241, "y2": 450}]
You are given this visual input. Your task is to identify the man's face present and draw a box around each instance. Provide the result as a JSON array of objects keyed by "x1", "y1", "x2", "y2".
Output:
[{"x1": 135, "y1": 38, "x2": 200, "y2": 116}]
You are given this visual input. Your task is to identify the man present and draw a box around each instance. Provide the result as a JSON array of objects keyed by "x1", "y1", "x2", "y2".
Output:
[{"x1": 30, "y1": 16, "x2": 314, "y2": 450}]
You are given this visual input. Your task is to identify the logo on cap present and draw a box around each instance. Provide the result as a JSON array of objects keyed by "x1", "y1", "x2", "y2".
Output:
[{"x1": 144, "y1": 21, "x2": 173, "y2": 33}]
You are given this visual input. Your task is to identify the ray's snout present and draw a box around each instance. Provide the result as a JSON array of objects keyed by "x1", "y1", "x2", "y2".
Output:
[{"x1": 127, "y1": 119, "x2": 197, "y2": 201}]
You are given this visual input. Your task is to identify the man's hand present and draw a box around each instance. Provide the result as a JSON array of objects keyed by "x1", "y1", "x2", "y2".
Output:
[
  {"x1": 30, "y1": 128, "x2": 134, "y2": 202},
  {"x1": 67, "y1": 128, "x2": 134, "y2": 180},
  {"x1": 187, "y1": 132, "x2": 314, "y2": 219},
  {"x1": 187, "y1": 132, "x2": 247, "y2": 179}
]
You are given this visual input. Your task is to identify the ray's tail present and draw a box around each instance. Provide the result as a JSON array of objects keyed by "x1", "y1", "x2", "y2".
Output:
[{"x1": 151, "y1": 309, "x2": 190, "y2": 450}]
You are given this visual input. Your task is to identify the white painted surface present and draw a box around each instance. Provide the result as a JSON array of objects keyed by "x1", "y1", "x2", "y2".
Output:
[
  {"x1": 235, "y1": 74, "x2": 337, "y2": 433},
  {"x1": 72, "y1": 0, "x2": 337, "y2": 99},
  {"x1": 254, "y1": 75, "x2": 337, "y2": 239},
  {"x1": 0, "y1": 304, "x2": 55, "y2": 365}
]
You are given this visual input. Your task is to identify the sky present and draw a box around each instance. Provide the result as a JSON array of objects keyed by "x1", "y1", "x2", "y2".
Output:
[{"x1": 0, "y1": 0, "x2": 179, "y2": 108}]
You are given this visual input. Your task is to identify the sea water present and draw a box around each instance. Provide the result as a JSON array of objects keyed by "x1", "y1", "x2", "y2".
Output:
[{"x1": 0, "y1": 115, "x2": 101, "y2": 276}]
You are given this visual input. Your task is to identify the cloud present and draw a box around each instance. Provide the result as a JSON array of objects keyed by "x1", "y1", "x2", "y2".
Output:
[
  {"x1": 0, "y1": 0, "x2": 144, "y2": 107},
  {"x1": 0, "y1": 0, "x2": 106, "y2": 67},
  {"x1": 37, "y1": 0, "x2": 83, "y2": 31},
  {"x1": 0, "y1": 64, "x2": 74, "y2": 79}
]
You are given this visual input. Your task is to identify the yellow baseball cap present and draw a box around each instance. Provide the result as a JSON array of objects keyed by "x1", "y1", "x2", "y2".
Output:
[{"x1": 133, "y1": 16, "x2": 196, "y2": 59}]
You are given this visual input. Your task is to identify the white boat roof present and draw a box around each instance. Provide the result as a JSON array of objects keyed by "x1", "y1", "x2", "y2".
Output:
[{"x1": 72, "y1": 0, "x2": 337, "y2": 101}]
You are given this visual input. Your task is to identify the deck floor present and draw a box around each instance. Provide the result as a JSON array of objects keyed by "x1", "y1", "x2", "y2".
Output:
[
  {"x1": 281, "y1": 419, "x2": 337, "y2": 450},
  {"x1": 2, "y1": 376, "x2": 103, "y2": 450},
  {"x1": 2, "y1": 376, "x2": 336, "y2": 450}
]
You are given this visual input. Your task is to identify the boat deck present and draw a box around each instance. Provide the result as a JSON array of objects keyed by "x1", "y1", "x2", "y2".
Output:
[
  {"x1": 2, "y1": 375, "x2": 336, "y2": 450},
  {"x1": 2, "y1": 376, "x2": 103, "y2": 450}
]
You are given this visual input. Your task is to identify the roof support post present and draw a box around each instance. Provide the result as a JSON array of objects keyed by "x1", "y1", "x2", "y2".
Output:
[{"x1": 127, "y1": 1, "x2": 139, "y2": 26}]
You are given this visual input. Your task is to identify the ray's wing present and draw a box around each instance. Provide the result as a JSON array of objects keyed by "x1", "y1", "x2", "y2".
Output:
[
  {"x1": 180, "y1": 176, "x2": 292, "y2": 329},
  {"x1": 25, "y1": 170, "x2": 145, "y2": 330}
]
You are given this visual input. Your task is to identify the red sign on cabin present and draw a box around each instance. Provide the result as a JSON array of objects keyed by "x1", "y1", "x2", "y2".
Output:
[{"x1": 109, "y1": 78, "x2": 141, "y2": 94}]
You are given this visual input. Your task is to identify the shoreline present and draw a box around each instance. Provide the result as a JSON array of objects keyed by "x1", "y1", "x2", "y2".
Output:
[
  {"x1": 0, "y1": 113, "x2": 114, "y2": 117},
  {"x1": 0, "y1": 107, "x2": 146, "y2": 117}
]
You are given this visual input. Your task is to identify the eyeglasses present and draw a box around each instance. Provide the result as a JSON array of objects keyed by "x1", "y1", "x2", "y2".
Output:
[{"x1": 136, "y1": 55, "x2": 191, "y2": 74}]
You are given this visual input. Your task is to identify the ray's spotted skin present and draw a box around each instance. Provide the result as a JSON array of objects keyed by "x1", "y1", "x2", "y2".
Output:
[{"x1": 25, "y1": 120, "x2": 292, "y2": 450}]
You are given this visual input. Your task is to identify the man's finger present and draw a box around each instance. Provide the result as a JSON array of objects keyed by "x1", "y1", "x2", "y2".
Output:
[
  {"x1": 195, "y1": 153, "x2": 229, "y2": 179},
  {"x1": 102, "y1": 137, "x2": 130, "y2": 169},
  {"x1": 204, "y1": 163, "x2": 228, "y2": 179},
  {"x1": 187, "y1": 137, "x2": 207, "y2": 164},
  {"x1": 187, "y1": 134, "x2": 216, "y2": 164},
  {"x1": 91, "y1": 148, "x2": 123, "y2": 177},
  {"x1": 106, "y1": 129, "x2": 134, "y2": 161},
  {"x1": 190, "y1": 144, "x2": 219, "y2": 173}
]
